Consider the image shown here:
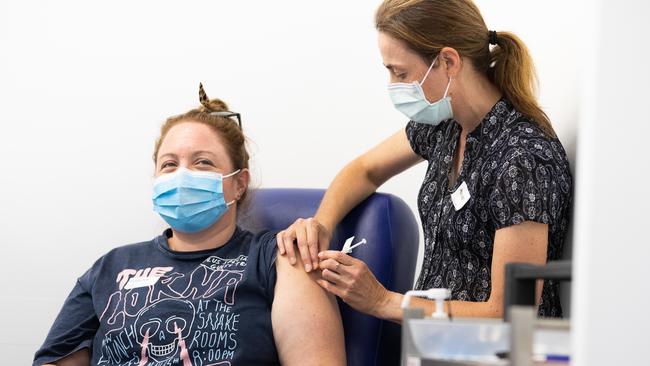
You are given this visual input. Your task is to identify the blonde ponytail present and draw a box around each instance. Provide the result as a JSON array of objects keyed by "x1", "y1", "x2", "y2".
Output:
[{"x1": 489, "y1": 32, "x2": 554, "y2": 136}]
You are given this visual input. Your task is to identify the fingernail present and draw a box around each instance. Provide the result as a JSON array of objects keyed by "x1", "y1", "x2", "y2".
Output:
[
  {"x1": 290, "y1": 257, "x2": 296, "y2": 264},
  {"x1": 305, "y1": 264, "x2": 312, "y2": 272}
]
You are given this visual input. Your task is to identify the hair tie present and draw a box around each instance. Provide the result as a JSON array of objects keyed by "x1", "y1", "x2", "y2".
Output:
[
  {"x1": 488, "y1": 30, "x2": 498, "y2": 45},
  {"x1": 198, "y1": 82, "x2": 210, "y2": 109}
]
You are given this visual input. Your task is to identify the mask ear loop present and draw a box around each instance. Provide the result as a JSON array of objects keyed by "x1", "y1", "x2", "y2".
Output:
[
  {"x1": 222, "y1": 169, "x2": 243, "y2": 206},
  {"x1": 443, "y1": 76, "x2": 453, "y2": 98},
  {"x1": 222, "y1": 169, "x2": 241, "y2": 179},
  {"x1": 419, "y1": 55, "x2": 439, "y2": 85}
]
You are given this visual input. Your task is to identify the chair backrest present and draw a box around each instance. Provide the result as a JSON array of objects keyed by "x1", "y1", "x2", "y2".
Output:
[{"x1": 239, "y1": 188, "x2": 419, "y2": 366}]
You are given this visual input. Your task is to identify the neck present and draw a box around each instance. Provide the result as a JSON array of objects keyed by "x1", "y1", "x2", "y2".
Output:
[
  {"x1": 451, "y1": 73, "x2": 502, "y2": 134},
  {"x1": 168, "y1": 207, "x2": 238, "y2": 252}
]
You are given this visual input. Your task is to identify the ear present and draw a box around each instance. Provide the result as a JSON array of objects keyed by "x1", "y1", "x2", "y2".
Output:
[
  {"x1": 439, "y1": 47, "x2": 462, "y2": 78},
  {"x1": 234, "y1": 168, "x2": 250, "y2": 200}
]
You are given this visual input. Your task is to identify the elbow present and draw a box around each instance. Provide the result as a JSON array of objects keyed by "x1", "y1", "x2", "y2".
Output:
[
  {"x1": 483, "y1": 295, "x2": 505, "y2": 319},
  {"x1": 490, "y1": 303, "x2": 504, "y2": 319},
  {"x1": 355, "y1": 157, "x2": 383, "y2": 189}
]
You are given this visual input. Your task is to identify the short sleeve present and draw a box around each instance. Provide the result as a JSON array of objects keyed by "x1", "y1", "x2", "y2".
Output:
[
  {"x1": 488, "y1": 144, "x2": 561, "y2": 230},
  {"x1": 405, "y1": 120, "x2": 437, "y2": 159},
  {"x1": 253, "y1": 231, "x2": 279, "y2": 302},
  {"x1": 33, "y1": 270, "x2": 99, "y2": 366}
]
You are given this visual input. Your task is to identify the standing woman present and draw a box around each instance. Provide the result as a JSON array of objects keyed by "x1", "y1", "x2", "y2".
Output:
[{"x1": 277, "y1": 0, "x2": 571, "y2": 320}]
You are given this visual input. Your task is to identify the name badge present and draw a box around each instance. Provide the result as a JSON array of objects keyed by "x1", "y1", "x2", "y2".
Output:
[{"x1": 451, "y1": 181, "x2": 471, "y2": 211}]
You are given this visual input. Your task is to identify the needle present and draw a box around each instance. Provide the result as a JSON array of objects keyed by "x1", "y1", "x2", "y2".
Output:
[{"x1": 342, "y1": 238, "x2": 367, "y2": 253}]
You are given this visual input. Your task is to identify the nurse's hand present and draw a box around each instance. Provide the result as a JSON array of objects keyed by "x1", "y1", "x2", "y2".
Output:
[
  {"x1": 316, "y1": 250, "x2": 389, "y2": 316},
  {"x1": 276, "y1": 217, "x2": 331, "y2": 273}
]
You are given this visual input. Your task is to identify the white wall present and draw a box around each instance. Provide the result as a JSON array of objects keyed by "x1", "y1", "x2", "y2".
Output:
[
  {"x1": 572, "y1": 1, "x2": 650, "y2": 365},
  {"x1": 0, "y1": 1, "x2": 581, "y2": 364}
]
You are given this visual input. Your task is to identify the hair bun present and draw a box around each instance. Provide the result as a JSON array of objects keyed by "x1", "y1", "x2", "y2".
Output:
[{"x1": 198, "y1": 83, "x2": 230, "y2": 112}]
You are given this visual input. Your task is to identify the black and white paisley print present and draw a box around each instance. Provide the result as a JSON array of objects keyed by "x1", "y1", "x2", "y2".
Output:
[{"x1": 406, "y1": 98, "x2": 572, "y2": 317}]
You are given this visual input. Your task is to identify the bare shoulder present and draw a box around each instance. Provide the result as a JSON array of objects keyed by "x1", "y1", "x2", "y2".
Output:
[
  {"x1": 42, "y1": 348, "x2": 90, "y2": 366},
  {"x1": 275, "y1": 249, "x2": 322, "y2": 284},
  {"x1": 272, "y1": 251, "x2": 346, "y2": 365}
]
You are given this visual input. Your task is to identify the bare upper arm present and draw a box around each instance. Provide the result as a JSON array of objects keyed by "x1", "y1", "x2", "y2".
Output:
[
  {"x1": 489, "y1": 221, "x2": 549, "y2": 313},
  {"x1": 42, "y1": 348, "x2": 90, "y2": 366},
  {"x1": 359, "y1": 128, "x2": 423, "y2": 187},
  {"x1": 271, "y1": 251, "x2": 346, "y2": 366}
]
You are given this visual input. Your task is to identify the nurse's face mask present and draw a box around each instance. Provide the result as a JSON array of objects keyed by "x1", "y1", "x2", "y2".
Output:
[
  {"x1": 387, "y1": 55, "x2": 453, "y2": 126},
  {"x1": 152, "y1": 167, "x2": 241, "y2": 233}
]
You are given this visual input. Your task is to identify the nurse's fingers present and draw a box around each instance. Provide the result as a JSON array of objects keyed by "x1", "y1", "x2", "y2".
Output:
[
  {"x1": 306, "y1": 218, "x2": 321, "y2": 270},
  {"x1": 321, "y1": 266, "x2": 344, "y2": 284},
  {"x1": 319, "y1": 258, "x2": 350, "y2": 276},
  {"x1": 277, "y1": 228, "x2": 297, "y2": 264},
  {"x1": 276, "y1": 231, "x2": 287, "y2": 255},
  {"x1": 294, "y1": 220, "x2": 313, "y2": 271},
  {"x1": 318, "y1": 250, "x2": 355, "y2": 266},
  {"x1": 317, "y1": 279, "x2": 346, "y2": 299}
]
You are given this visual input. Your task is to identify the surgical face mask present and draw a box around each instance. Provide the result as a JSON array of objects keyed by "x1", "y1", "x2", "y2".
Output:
[
  {"x1": 387, "y1": 55, "x2": 453, "y2": 126},
  {"x1": 152, "y1": 167, "x2": 241, "y2": 233}
]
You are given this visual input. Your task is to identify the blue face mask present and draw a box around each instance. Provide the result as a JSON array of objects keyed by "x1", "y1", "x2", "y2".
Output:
[
  {"x1": 152, "y1": 167, "x2": 241, "y2": 233},
  {"x1": 387, "y1": 55, "x2": 453, "y2": 126}
]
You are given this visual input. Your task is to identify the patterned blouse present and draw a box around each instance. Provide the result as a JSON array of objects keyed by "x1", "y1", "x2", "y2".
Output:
[{"x1": 405, "y1": 98, "x2": 572, "y2": 317}]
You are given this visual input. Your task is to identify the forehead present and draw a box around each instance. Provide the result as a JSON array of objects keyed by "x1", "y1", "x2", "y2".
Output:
[
  {"x1": 378, "y1": 32, "x2": 423, "y2": 67},
  {"x1": 157, "y1": 121, "x2": 232, "y2": 166}
]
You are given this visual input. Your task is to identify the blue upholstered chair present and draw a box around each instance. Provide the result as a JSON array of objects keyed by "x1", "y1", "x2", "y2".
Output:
[{"x1": 239, "y1": 188, "x2": 420, "y2": 366}]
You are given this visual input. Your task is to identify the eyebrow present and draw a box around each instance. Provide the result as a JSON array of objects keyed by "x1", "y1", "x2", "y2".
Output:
[
  {"x1": 384, "y1": 63, "x2": 405, "y2": 72},
  {"x1": 158, "y1": 150, "x2": 218, "y2": 161},
  {"x1": 158, "y1": 153, "x2": 177, "y2": 161},
  {"x1": 191, "y1": 150, "x2": 218, "y2": 158}
]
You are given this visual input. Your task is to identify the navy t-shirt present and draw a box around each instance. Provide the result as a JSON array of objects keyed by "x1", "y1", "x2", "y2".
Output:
[{"x1": 34, "y1": 227, "x2": 280, "y2": 366}]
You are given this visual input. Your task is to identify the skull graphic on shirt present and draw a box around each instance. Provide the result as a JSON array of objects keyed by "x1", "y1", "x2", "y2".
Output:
[{"x1": 134, "y1": 298, "x2": 195, "y2": 362}]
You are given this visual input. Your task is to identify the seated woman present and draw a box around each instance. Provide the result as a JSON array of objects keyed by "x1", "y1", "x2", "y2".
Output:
[{"x1": 33, "y1": 85, "x2": 346, "y2": 366}]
